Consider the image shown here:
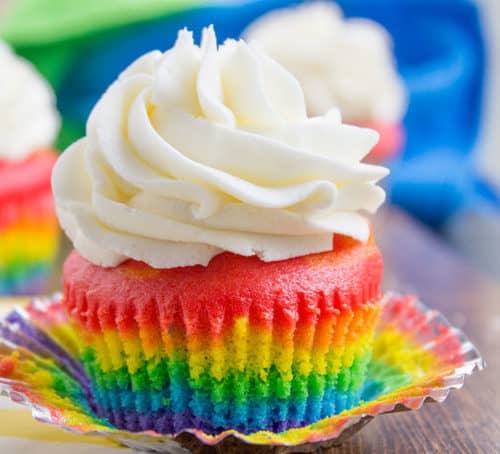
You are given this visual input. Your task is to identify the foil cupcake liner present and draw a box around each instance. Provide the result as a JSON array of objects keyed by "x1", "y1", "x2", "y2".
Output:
[{"x1": 0, "y1": 293, "x2": 484, "y2": 453}]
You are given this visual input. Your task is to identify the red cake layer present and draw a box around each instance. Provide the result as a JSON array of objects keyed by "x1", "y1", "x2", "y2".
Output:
[
  {"x1": 0, "y1": 185, "x2": 56, "y2": 231},
  {"x1": 63, "y1": 235, "x2": 383, "y2": 335},
  {"x1": 0, "y1": 150, "x2": 57, "y2": 202}
]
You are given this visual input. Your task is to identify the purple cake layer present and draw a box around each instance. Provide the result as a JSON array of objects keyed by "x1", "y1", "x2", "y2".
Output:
[{"x1": 93, "y1": 407, "x2": 325, "y2": 434}]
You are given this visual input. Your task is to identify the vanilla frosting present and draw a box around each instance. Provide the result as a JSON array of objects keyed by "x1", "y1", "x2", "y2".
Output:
[
  {"x1": 0, "y1": 41, "x2": 59, "y2": 161},
  {"x1": 52, "y1": 27, "x2": 388, "y2": 269},
  {"x1": 244, "y1": 2, "x2": 407, "y2": 122}
]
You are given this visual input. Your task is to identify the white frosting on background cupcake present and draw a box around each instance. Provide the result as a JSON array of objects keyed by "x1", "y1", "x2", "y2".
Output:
[
  {"x1": 0, "y1": 41, "x2": 60, "y2": 161},
  {"x1": 244, "y1": 2, "x2": 407, "y2": 122},
  {"x1": 53, "y1": 27, "x2": 388, "y2": 269}
]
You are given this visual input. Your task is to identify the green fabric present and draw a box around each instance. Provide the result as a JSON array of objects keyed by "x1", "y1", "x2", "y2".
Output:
[
  {"x1": 57, "y1": 118, "x2": 86, "y2": 151},
  {"x1": 15, "y1": 42, "x2": 78, "y2": 90},
  {"x1": 0, "y1": 0, "x2": 205, "y2": 88},
  {"x1": 0, "y1": 0, "x2": 205, "y2": 45}
]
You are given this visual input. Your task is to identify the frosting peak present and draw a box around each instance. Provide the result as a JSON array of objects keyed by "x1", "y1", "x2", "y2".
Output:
[
  {"x1": 0, "y1": 41, "x2": 59, "y2": 161},
  {"x1": 244, "y1": 2, "x2": 407, "y2": 122},
  {"x1": 53, "y1": 27, "x2": 388, "y2": 269}
]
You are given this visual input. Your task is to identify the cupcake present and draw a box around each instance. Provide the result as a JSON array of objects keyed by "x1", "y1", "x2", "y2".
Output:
[
  {"x1": 0, "y1": 41, "x2": 60, "y2": 295},
  {"x1": 53, "y1": 27, "x2": 388, "y2": 434},
  {"x1": 244, "y1": 1, "x2": 407, "y2": 161}
]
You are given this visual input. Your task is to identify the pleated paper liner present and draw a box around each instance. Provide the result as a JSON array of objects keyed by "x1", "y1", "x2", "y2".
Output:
[
  {"x1": 0, "y1": 293, "x2": 484, "y2": 453},
  {"x1": 68, "y1": 289, "x2": 380, "y2": 434}
]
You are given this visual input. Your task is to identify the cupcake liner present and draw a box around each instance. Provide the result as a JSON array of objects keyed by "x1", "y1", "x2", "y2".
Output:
[
  {"x1": 70, "y1": 290, "x2": 381, "y2": 434},
  {"x1": 0, "y1": 293, "x2": 483, "y2": 452}
]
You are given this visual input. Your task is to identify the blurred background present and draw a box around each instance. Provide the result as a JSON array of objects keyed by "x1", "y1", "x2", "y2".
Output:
[{"x1": 0, "y1": 0, "x2": 499, "y2": 288}]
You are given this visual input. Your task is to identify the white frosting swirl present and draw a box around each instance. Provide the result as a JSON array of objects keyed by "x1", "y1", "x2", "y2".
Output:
[
  {"x1": 244, "y1": 2, "x2": 407, "y2": 122},
  {"x1": 0, "y1": 41, "x2": 60, "y2": 160},
  {"x1": 52, "y1": 27, "x2": 388, "y2": 269}
]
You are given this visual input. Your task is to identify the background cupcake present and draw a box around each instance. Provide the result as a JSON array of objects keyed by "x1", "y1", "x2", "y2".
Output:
[
  {"x1": 53, "y1": 27, "x2": 388, "y2": 434},
  {"x1": 0, "y1": 40, "x2": 60, "y2": 295},
  {"x1": 244, "y1": 1, "x2": 407, "y2": 161}
]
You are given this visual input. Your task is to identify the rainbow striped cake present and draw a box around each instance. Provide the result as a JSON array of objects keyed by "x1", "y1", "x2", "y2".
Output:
[
  {"x1": 0, "y1": 151, "x2": 59, "y2": 295},
  {"x1": 62, "y1": 234, "x2": 383, "y2": 434}
]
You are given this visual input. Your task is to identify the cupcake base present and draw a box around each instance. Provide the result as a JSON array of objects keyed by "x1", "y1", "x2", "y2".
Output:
[
  {"x1": 0, "y1": 150, "x2": 59, "y2": 295},
  {"x1": 63, "y1": 235, "x2": 384, "y2": 434}
]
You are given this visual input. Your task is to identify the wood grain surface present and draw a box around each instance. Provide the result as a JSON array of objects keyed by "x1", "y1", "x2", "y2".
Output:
[
  {"x1": 1, "y1": 207, "x2": 499, "y2": 453},
  {"x1": 344, "y1": 208, "x2": 500, "y2": 454}
]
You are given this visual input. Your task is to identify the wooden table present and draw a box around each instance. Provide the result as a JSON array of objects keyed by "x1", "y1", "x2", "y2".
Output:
[
  {"x1": 337, "y1": 208, "x2": 500, "y2": 454},
  {"x1": 1, "y1": 208, "x2": 499, "y2": 453}
]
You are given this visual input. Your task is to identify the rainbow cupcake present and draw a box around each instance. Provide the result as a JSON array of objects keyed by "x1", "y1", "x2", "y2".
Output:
[
  {"x1": 244, "y1": 2, "x2": 407, "y2": 161},
  {"x1": 53, "y1": 27, "x2": 388, "y2": 434},
  {"x1": 0, "y1": 41, "x2": 60, "y2": 295}
]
